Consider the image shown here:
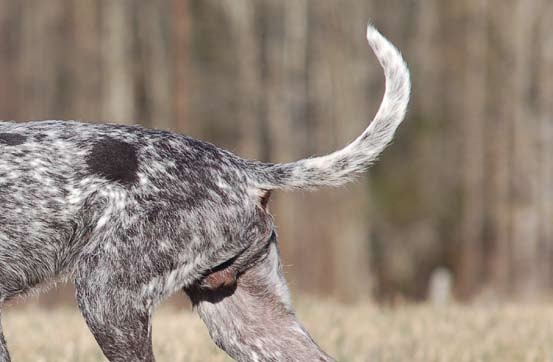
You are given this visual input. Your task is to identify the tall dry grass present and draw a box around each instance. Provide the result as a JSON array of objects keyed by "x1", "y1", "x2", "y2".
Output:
[{"x1": 3, "y1": 298, "x2": 553, "y2": 361}]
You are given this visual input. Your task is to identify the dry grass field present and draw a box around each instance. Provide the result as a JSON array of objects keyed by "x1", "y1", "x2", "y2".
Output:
[{"x1": 3, "y1": 298, "x2": 553, "y2": 361}]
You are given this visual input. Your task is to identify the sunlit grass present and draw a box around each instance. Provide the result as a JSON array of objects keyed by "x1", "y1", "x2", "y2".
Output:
[{"x1": 3, "y1": 299, "x2": 553, "y2": 361}]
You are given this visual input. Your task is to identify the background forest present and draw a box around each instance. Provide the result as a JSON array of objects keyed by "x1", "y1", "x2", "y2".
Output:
[{"x1": 1, "y1": 0, "x2": 552, "y2": 305}]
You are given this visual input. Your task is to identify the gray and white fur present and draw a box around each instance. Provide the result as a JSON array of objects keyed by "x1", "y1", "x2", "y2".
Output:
[{"x1": 0, "y1": 25, "x2": 409, "y2": 362}]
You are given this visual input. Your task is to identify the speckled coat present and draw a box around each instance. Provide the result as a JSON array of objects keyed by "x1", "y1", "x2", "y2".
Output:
[{"x1": 0, "y1": 25, "x2": 410, "y2": 362}]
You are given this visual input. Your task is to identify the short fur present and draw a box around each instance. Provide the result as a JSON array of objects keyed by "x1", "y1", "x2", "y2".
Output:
[{"x1": 0, "y1": 25, "x2": 409, "y2": 361}]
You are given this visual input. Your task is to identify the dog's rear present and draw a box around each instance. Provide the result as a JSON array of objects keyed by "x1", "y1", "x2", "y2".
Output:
[{"x1": 189, "y1": 24, "x2": 411, "y2": 362}]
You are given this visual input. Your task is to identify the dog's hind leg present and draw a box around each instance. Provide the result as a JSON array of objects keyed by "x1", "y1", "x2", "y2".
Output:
[
  {"x1": 0, "y1": 310, "x2": 10, "y2": 362},
  {"x1": 185, "y1": 239, "x2": 335, "y2": 362},
  {"x1": 75, "y1": 266, "x2": 155, "y2": 362}
]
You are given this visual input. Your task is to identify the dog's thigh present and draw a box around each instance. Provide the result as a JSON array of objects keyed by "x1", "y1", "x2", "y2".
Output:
[
  {"x1": 0, "y1": 310, "x2": 10, "y2": 362},
  {"x1": 75, "y1": 264, "x2": 155, "y2": 362},
  {"x1": 185, "y1": 240, "x2": 335, "y2": 362}
]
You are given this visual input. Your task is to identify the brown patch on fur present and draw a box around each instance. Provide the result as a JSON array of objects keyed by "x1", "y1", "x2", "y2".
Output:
[
  {"x1": 260, "y1": 190, "x2": 272, "y2": 210},
  {"x1": 204, "y1": 268, "x2": 237, "y2": 289}
]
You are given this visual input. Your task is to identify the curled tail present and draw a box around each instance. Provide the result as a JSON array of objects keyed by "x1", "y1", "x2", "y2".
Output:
[{"x1": 252, "y1": 24, "x2": 411, "y2": 191}]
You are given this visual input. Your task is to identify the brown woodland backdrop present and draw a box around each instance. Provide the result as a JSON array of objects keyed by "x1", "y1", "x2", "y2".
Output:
[{"x1": 1, "y1": 0, "x2": 552, "y2": 303}]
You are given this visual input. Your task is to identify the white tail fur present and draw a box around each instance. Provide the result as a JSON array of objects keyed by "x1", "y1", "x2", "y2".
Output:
[{"x1": 254, "y1": 24, "x2": 411, "y2": 190}]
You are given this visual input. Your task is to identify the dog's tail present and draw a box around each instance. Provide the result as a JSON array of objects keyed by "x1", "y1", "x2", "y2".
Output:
[{"x1": 252, "y1": 24, "x2": 410, "y2": 191}]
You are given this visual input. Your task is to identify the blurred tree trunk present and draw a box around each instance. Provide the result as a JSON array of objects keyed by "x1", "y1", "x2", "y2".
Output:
[
  {"x1": 483, "y1": 0, "x2": 513, "y2": 296},
  {"x1": 101, "y1": 0, "x2": 136, "y2": 124},
  {"x1": 458, "y1": 0, "x2": 488, "y2": 299},
  {"x1": 18, "y1": 0, "x2": 68, "y2": 119},
  {"x1": 172, "y1": 0, "x2": 189, "y2": 133},
  {"x1": 509, "y1": 0, "x2": 541, "y2": 297},
  {"x1": 0, "y1": 1, "x2": 22, "y2": 118},
  {"x1": 70, "y1": 2, "x2": 102, "y2": 119},
  {"x1": 136, "y1": 0, "x2": 174, "y2": 130},
  {"x1": 536, "y1": 1, "x2": 553, "y2": 293}
]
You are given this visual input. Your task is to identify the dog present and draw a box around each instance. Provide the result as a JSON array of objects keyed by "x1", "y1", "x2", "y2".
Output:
[{"x1": 0, "y1": 25, "x2": 409, "y2": 362}]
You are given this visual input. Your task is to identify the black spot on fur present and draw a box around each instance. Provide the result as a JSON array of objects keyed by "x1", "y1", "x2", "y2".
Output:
[
  {"x1": 335, "y1": 158, "x2": 349, "y2": 171},
  {"x1": 86, "y1": 138, "x2": 139, "y2": 185},
  {"x1": 0, "y1": 133, "x2": 26, "y2": 146},
  {"x1": 270, "y1": 165, "x2": 292, "y2": 182},
  {"x1": 33, "y1": 134, "x2": 47, "y2": 142}
]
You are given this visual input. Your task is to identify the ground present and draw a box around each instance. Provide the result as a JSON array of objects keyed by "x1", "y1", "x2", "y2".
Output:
[{"x1": 3, "y1": 298, "x2": 553, "y2": 361}]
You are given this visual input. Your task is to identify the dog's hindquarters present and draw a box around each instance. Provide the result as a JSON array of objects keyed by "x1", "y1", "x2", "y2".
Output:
[{"x1": 188, "y1": 24, "x2": 411, "y2": 361}]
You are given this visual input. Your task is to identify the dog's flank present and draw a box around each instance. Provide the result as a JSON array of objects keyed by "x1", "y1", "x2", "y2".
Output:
[
  {"x1": 0, "y1": 25, "x2": 409, "y2": 362},
  {"x1": 254, "y1": 25, "x2": 411, "y2": 190}
]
